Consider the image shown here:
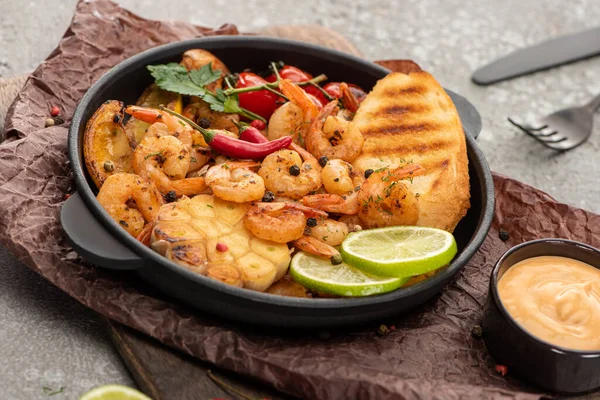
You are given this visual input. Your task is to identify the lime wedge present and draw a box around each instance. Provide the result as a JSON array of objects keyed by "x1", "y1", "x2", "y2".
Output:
[
  {"x1": 340, "y1": 226, "x2": 457, "y2": 278},
  {"x1": 290, "y1": 251, "x2": 408, "y2": 297},
  {"x1": 79, "y1": 385, "x2": 152, "y2": 400}
]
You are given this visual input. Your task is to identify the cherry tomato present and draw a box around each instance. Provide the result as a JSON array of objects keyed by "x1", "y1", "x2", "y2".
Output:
[
  {"x1": 323, "y1": 82, "x2": 367, "y2": 102},
  {"x1": 303, "y1": 85, "x2": 329, "y2": 106},
  {"x1": 236, "y1": 72, "x2": 279, "y2": 120},
  {"x1": 265, "y1": 65, "x2": 313, "y2": 83}
]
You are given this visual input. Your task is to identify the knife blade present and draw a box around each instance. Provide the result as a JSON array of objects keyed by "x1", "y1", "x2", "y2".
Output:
[{"x1": 472, "y1": 26, "x2": 600, "y2": 85}]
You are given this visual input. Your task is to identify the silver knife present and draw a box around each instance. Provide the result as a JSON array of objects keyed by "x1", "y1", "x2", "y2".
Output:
[{"x1": 472, "y1": 26, "x2": 600, "y2": 85}]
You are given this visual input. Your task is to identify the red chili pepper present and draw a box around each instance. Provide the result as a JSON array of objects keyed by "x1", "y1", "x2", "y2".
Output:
[
  {"x1": 160, "y1": 106, "x2": 290, "y2": 159},
  {"x1": 495, "y1": 364, "x2": 508, "y2": 377},
  {"x1": 64, "y1": 193, "x2": 71, "y2": 200},
  {"x1": 250, "y1": 119, "x2": 266, "y2": 130},
  {"x1": 50, "y1": 106, "x2": 60, "y2": 117},
  {"x1": 323, "y1": 82, "x2": 367, "y2": 102},
  {"x1": 239, "y1": 126, "x2": 268, "y2": 144},
  {"x1": 200, "y1": 127, "x2": 291, "y2": 159},
  {"x1": 236, "y1": 72, "x2": 279, "y2": 120}
]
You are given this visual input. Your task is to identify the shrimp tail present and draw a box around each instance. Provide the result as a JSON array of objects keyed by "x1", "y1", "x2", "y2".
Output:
[
  {"x1": 391, "y1": 163, "x2": 426, "y2": 179},
  {"x1": 169, "y1": 177, "x2": 208, "y2": 197},
  {"x1": 125, "y1": 106, "x2": 162, "y2": 124},
  {"x1": 126, "y1": 106, "x2": 185, "y2": 133},
  {"x1": 340, "y1": 82, "x2": 360, "y2": 113},
  {"x1": 292, "y1": 236, "x2": 342, "y2": 264},
  {"x1": 284, "y1": 202, "x2": 328, "y2": 218},
  {"x1": 279, "y1": 79, "x2": 319, "y2": 119},
  {"x1": 136, "y1": 223, "x2": 153, "y2": 247},
  {"x1": 302, "y1": 193, "x2": 359, "y2": 214}
]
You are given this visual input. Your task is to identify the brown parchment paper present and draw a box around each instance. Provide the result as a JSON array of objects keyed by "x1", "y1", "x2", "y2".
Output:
[{"x1": 2, "y1": 1, "x2": 597, "y2": 399}]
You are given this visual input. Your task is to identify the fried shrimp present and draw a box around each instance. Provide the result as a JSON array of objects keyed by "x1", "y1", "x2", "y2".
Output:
[
  {"x1": 303, "y1": 163, "x2": 426, "y2": 228},
  {"x1": 305, "y1": 101, "x2": 364, "y2": 163},
  {"x1": 357, "y1": 164, "x2": 425, "y2": 228},
  {"x1": 267, "y1": 102, "x2": 304, "y2": 141},
  {"x1": 306, "y1": 218, "x2": 349, "y2": 246},
  {"x1": 321, "y1": 159, "x2": 362, "y2": 195},
  {"x1": 126, "y1": 106, "x2": 210, "y2": 172},
  {"x1": 133, "y1": 135, "x2": 207, "y2": 197},
  {"x1": 96, "y1": 173, "x2": 163, "y2": 237},
  {"x1": 278, "y1": 79, "x2": 320, "y2": 140},
  {"x1": 258, "y1": 142, "x2": 322, "y2": 200},
  {"x1": 204, "y1": 161, "x2": 265, "y2": 203},
  {"x1": 244, "y1": 202, "x2": 327, "y2": 243}
]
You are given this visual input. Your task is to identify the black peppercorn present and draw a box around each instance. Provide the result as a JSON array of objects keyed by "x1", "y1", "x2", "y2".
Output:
[
  {"x1": 331, "y1": 254, "x2": 343, "y2": 265},
  {"x1": 198, "y1": 117, "x2": 211, "y2": 129},
  {"x1": 318, "y1": 156, "x2": 328, "y2": 167},
  {"x1": 499, "y1": 230, "x2": 509, "y2": 242},
  {"x1": 306, "y1": 217, "x2": 317, "y2": 227},
  {"x1": 377, "y1": 324, "x2": 390, "y2": 336},
  {"x1": 261, "y1": 191, "x2": 275, "y2": 202},
  {"x1": 165, "y1": 190, "x2": 177, "y2": 203},
  {"x1": 289, "y1": 165, "x2": 301, "y2": 176},
  {"x1": 364, "y1": 169, "x2": 374, "y2": 179},
  {"x1": 471, "y1": 325, "x2": 483, "y2": 338}
]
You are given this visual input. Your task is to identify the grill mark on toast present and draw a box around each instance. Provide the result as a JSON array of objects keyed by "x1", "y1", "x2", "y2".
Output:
[
  {"x1": 383, "y1": 86, "x2": 426, "y2": 96},
  {"x1": 363, "y1": 140, "x2": 452, "y2": 156},
  {"x1": 361, "y1": 122, "x2": 437, "y2": 137}
]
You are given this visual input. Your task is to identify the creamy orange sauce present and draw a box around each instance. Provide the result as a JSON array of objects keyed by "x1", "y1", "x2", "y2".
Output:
[{"x1": 498, "y1": 256, "x2": 600, "y2": 351}]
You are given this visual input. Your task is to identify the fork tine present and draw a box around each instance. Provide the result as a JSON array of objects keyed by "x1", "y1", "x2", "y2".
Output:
[
  {"x1": 537, "y1": 136, "x2": 567, "y2": 143},
  {"x1": 528, "y1": 125, "x2": 549, "y2": 132},
  {"x1": 530, "y1": 130, "x2": 558, "y2": 137}
]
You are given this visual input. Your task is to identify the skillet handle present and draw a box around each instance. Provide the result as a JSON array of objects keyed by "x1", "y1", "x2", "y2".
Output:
[{"x1": 61, "y1": 192, "x2": 144, "y2": 270}]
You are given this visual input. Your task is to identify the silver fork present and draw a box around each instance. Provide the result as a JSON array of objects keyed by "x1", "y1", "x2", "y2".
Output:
[{"x1": 508, "y1": 93, "x2": 600, "y2": 151}]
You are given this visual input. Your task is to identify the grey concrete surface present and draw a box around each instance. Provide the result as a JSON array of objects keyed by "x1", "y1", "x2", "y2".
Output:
[{"x1": 1, "y1": 0, "x2": 600, "y2": 398}]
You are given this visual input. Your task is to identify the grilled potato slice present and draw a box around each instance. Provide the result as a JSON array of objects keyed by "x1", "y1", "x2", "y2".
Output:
[
  {"x1": 124, "y1": 84, "x2": 183, "y2": 145},
  {"x1": 236, "y1": 253, "x2": 277, "y2": 292},
  {"x1": 250, "y1": 238, "x2": 291, "y2": 281},
  {"x1": 207, "y1": 263, "x2": 243, "y2": 287},
  {"x1": 84, "y1": 100, "x2": 133, "y2": 189}
]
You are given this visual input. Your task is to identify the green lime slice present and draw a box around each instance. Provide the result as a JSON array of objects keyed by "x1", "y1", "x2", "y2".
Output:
[
  {"x1": 340, "y1": 226, "x2": 457, "y2": 278},
  {"x1": 79, "y1": 385, "x2": 152, "y2": 400},
  {"x1": 290, "y1": 251, "x2": 409, "y2": 297}
]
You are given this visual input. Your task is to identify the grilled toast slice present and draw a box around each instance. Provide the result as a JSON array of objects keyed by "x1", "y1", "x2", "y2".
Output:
[{"x1": 352, "y1": 71, "x2": 470, "y2": 232}]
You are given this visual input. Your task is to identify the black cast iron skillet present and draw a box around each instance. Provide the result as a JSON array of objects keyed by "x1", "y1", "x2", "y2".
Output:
[{"x1": 61, "y1": 36, "x2": 494, "y2": 328}]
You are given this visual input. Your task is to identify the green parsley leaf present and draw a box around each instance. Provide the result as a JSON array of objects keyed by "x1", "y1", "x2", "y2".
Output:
[{"x1": 147, "y1": 63, "x2": 220, "y2": 97}]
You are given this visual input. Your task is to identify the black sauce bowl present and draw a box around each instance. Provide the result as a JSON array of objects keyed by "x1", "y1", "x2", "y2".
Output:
[
  {"x1": 61, "y1": 36, "x2": 494, "y2": 328},
  {"x1": 483, "y1": 239, "x2": 600, "y2": 394}
]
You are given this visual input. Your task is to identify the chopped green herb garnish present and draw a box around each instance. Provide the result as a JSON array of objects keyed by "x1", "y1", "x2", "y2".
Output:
[{"x1": 144, "y1": 151, "x2": 162, "y2": 160}]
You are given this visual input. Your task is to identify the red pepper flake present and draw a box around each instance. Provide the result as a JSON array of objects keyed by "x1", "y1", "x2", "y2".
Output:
[
  {"x1": 250, "y1": 119, "x2": 266, "y2": 130},
  {"x1": 64, "y1": 193, "x2": 71, "y2": 200},
  {"x1": 389, "y1": 325, "x2": 396, "y2": 331},
  {"x1": 50, "y1": 106, "x2": 60, "y2": 117},
  {"x1": 495, "y1": 364, "x2": 508, "y2": 376},
  {"x1": 216, "y1": 243, "x2": 228, "y2": 252}
]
